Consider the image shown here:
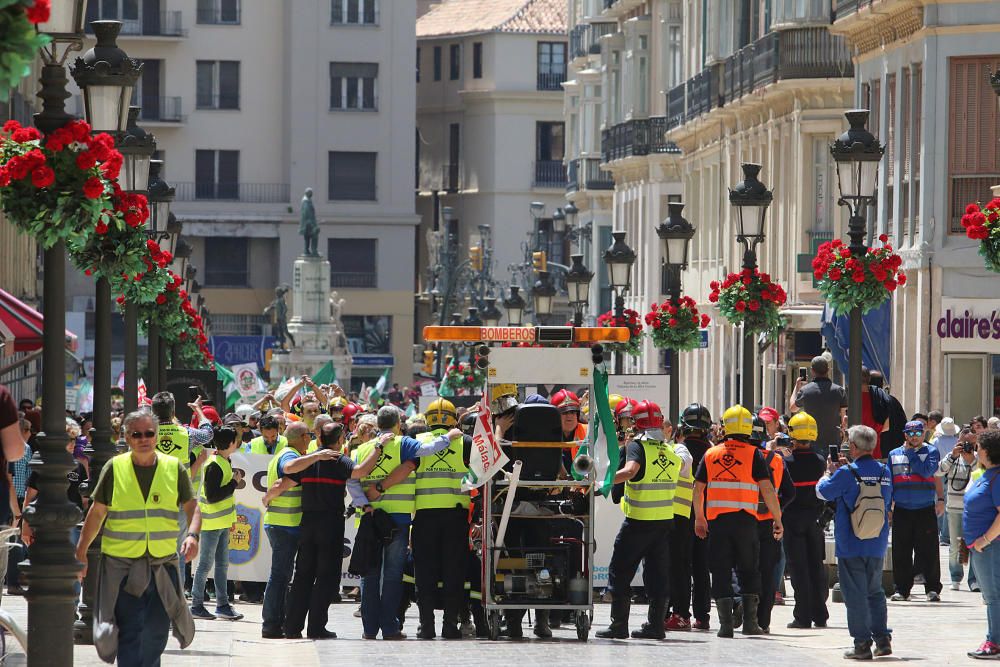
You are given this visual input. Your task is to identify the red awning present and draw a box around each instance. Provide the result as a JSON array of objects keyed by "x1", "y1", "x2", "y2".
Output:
[{"x1": 0, "y1": 289, "x2": 78, "y2": 354}]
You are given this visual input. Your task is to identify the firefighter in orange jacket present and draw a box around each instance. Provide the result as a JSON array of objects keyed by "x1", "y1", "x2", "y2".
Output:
[{"x1": 693, "y1": 405, "x2": 784, "y2": 638}]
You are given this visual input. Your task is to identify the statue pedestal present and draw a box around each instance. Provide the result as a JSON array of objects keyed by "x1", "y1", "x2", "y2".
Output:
[{"x1": 290, "y1": 256, "x2": 330, "y2": 325}]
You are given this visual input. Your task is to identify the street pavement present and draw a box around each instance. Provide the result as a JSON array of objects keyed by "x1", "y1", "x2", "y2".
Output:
[{"x1": 0, "y1": 551, "x2": 984, "y2": 665}]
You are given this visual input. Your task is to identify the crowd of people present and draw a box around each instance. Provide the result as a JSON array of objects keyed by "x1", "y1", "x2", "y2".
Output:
[{"x1": 0, "y1": 353, "x2": 999, "y2": 663}]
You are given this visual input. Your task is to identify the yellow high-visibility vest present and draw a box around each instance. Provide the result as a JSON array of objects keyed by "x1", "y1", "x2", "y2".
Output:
[
  {"x1": 102, "y1": 452, "x2": 180, "y2": 558},
  {"x1": 622, "y1": 438, "x2": 680, "y2": 521},
  {"x1": 199, "y1": 455, "x2": 236, "y2": 531}
]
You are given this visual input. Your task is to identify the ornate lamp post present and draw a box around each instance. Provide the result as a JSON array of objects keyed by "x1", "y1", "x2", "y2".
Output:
[
  {"x1": 830, "y1": 110, "x2": 883, "y2": 424},
  {"x1": 603, "y1": 231, "x2": 636, "y2": 373},
  {"x1": 729, "y1": 163, "x2": 773, "y2": 409},
  {"x1": 27, "y1": 2, "x2": 92, "y2": 664},
  {"x1": 144, "y1": 160, "x2": 175, "y2": 394},
  {"x1": 656, "y1": 202, "x2": 696, "y2": 421},
  {"x1": 531, "y1": 271, "x2": 556, "y2": 325},
  {"x1": 503, "y1": 286, "x2": 526, "y2": 326},
  {"x1": 565, "y1": 254, "x2": 594, "y2": 327},
  {"x1": 481, "y1": 297, "x2": 502, "y2": 327}
]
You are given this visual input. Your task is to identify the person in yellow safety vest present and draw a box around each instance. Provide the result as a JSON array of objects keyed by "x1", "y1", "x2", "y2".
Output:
[
  {"x1": 190, "y1": 426, "x2": 245, "y2": 621},
  {"x1": 693, "y1": 405, "x2": 784, "y2": 639},
  {"x1": 357, "y1": 405, "x2": 464, "y2": 640},
  {"x1": 596, "y1": 400, "x2": 692, "y2": 640},
  {"x1": 74, "y1": 410, "x2": 201, "y2": 665},
  {"x1": 150, "y1": 391, "x2": 215, "y2": 589},
  {"x1": 245, "y1": 414, "x2": 287, "y2": 455},
  {"x1": 370, "y1": 398, "x2": 472, "y2": 640}
]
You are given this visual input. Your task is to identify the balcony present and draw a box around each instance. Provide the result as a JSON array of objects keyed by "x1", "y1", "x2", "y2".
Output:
[
  {"x1": 602, "y1": 117, "x2": 681, "y2": 163},
  {"x1": 665, "y1": 28, "x2": 852, "y2": 131},
  {"x1": 139, "y1": 96, "x2": 184, "y2": 123},
  {"x1": 173, "y1": 182, "x2": 290, "y2": 203},
  {"x1": 85, "y1": 11, "x2": 186, "y2": 37},
  {"x1": 570, "y1": 22, "x2": 617, "y2": 59},
  {"x1": 533, "y1": 160, "x2": 567, "y2": 188},
  {"x1": 567, "y1": 157, "x2": 613, "y2": 193},
  {"x1": 330, "y1": 272, "x2": 377, "y2": 288},
  {"x1": 537, "y1": 70, "x2": 566, "y2": 92},
  {"x1": 832, "y1": 0, "x2": 862, "y2": 20}
]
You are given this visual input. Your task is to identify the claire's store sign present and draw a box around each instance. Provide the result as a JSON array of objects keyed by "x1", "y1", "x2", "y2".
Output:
[{"x1": 937, "y1": 298, "x2": 1000, "y2": 353}]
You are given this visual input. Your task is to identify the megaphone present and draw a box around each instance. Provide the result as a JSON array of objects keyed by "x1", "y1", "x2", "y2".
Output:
[{"x1": 572, "y1": 454, "x2": 594, "y2": 477}]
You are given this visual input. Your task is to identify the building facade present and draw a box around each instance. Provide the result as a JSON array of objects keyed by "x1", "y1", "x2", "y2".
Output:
[{"x1": 63, "y1": 0, "x2": 418, "y2": 388}]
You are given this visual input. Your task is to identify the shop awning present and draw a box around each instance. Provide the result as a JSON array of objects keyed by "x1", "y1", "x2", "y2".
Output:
[{"x1": 0, "y1": 289, "x2": 79, "y2": 355}]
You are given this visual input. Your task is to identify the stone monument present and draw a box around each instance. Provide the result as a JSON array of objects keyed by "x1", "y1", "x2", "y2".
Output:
[{"x1": 268, "y1": 189, "x2": 353, "y2": 384}]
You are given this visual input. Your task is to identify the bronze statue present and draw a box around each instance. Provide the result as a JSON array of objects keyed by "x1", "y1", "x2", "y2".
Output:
[
  {"x1": 264, "y1": 285, "x2": 295, "y2": 350},
  {"x1": 299, "y1": 187, "x2": 319, "y2": 256}
]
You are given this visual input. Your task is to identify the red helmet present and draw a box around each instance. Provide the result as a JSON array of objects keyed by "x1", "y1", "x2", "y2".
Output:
[
  {"x1": 551, "y1": 389, "x2": 581, "y2": 414},
  {"x1": 613, "y1": 397, "x2": 638, "y2": 421},
  {"x1": 341, "y1": 402, "x2": 361, "y2": 425},
  {"x1": 633, "y1": 400, "x2": 664, "y2": 431}
]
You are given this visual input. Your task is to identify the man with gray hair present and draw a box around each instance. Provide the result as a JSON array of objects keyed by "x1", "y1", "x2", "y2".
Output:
[
  {"x1": 789, "y1": 356, "x2": 847, "y2": 456},
  {"x1": 817, "y1": 425, "x2": 893, "y2": 660}
]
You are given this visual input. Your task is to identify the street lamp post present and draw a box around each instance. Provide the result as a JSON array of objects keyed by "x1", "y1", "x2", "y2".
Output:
[
  {"x1": 565, "y1": 254, "x2": 594, "y2": 327},
  {"x1": 830, "y1": 110, "x2": 884, "y2": 425},
  {"x1": 481, "y1": 297, "x2": 503, "y2": 327},
  {"x1": 26, "y1": 3, "x2": 91, "y2": 664},
  {"x1": 531, "y1": 271, "x2": 556, "y2": 325},
  {"x1": 503, "y1": 286, "x2": 526, "y2": 326},
  {"x1": 603, "y1": 231, "x2": 636, "y2": 373},
  {"x1": 729, "y1": 164, "x2": 773, "y2": 409},
  {"x1": 656, "y1": 202, "x2": 696, "y2": 422},
  {"x1": 143, "y1": 159, "x2": 175, "y2": 395}
]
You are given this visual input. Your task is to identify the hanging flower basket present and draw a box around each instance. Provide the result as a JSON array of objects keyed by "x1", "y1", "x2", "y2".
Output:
[
  {"x1": 443, "y1": 361, "x2": 485, "y2": 394},
  {"x1": 812, "y1": 237, "x2": 905, "y2": 315},
  {"x1": 0, "y1": 2, "x2": 51, "y2": 102},
  {"x1": 0, "y1": 119, "x2": 124, "y2": 249},
  {"x1": 961, "y1": 200, "x2": 1000, "y2": 274},
  {"x1": 645, "y1": 296, "x2": 710, "y2": 352},
  {"x1": 133, "y1": 270, "x2": 211, "y2": 368},
  {"x1": 708, "y1": 269, "x2": 787, "y2": 337},
  {"x1": 596, "y1": 308, "x2": 644, "y2": 356},
  {"x1": 68, "y1": 185, "x2": 151, "y2": 280}
]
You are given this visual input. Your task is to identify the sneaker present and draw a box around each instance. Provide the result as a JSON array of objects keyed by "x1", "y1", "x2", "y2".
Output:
[
  {"x1": 773, "y1": 591, "x2": 785, "y2": 606},
  {"x1": 890, "y1": 592, "x2": 908, "y2": 601},
  {"x1": 952, "y1": 582, "x2": 961, "y2": 591},
  {"x1": 969, "y1": 641, "x2": 1000, "y2": 659},
  {"x1": 665, "y1": 614, "x2": 691, "y2": 631},
  {"x1": 693, "y1": 618, "x2": 710, "y2": 631},
  {"x1": 214, "y1": 606, "x2": 244, "y2": 621},
  {"x1": 353, "y1": 605, "x2": 362, "y2": 618},
  {"x1": 189, "y1": 605, "x2": 215, "y2": 620},
  {"x1": 786, "y1": 620, "x2": 811, "y2": 629},
  {"x1": 927, "y1": 591, "x2": 941, "y2": 602}
]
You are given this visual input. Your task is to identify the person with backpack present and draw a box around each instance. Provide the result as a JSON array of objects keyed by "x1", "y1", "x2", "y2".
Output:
[{"x1": 817, "y1": 424, "x2": 893, "y2": 660}]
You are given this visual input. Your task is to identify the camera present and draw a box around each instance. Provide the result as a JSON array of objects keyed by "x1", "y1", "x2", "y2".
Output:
[{"x1": 963, "y1": 441, "x2": 975, "y2": 454}]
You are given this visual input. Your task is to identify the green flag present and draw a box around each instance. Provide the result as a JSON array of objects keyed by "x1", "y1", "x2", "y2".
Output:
[
  {"x1": 572, "y1": 365, "x2": 620, "y2": 496},
  {"x1": 368, "y1": 368, "x2": 391, "y2": 404},
  {"x1": 312, "y1": 360, "x2": 336, "y2": 386},
  {"x1": 215, "y1": 363, "x2": 240, "y2": 411}
]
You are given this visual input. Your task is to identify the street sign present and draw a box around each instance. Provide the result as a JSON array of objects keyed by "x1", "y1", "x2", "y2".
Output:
[{"x1": 700, "y1": 328, "x2": 709, "y2": 349}]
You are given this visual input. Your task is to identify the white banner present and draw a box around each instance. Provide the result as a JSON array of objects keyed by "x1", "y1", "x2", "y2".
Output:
[
  {"x1": 607, "y1": 373, "x2": 670, "y2": 410},
  {"x1": 937, "y1": 297, "x2": 1000, "y2": 353},
  {"x1": 463, "y1": 394, "x2": 508, "y2": 489}
]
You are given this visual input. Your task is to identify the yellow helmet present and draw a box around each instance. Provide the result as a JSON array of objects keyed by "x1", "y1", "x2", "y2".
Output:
[
  {"x1": 329, "y1": 396, "x2": 348, "y2": 411},
  {"x1": 788, "y1": 411, "x2": 818, "y2": 443},
  {"x1": 608, "y1": 394, "x2": 626, "y2": 411},
  {"x1": 426, "y1": 398, "x2": 458, "y2": 428},
  {"x1": 722, "y1": 405, "x2": 754, "y2": 437}
]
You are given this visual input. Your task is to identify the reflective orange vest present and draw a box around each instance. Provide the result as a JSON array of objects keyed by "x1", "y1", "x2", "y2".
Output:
[
  {"x1": 756, "y1": 450, "x2": 783, "y2": 521},
  {"x1": 565, "y1": 422, "x2": 588, "y2": 459},
  {"x1": 704, "y1": 439, "x2": 760, "y2": 520}
]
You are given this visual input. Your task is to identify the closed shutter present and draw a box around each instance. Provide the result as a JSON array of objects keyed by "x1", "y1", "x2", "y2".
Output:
[
  {"x1": 948, "y1": 56, "x2": 1000, "y2": 232},
  {"x1": 329, "y1": 152, "x2": 377, "y2": 201}
]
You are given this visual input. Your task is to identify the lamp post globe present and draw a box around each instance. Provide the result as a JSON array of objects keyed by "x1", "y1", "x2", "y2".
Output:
[
  {"x1": 657, "y1": 201, "x2": 695, "y2": 272},
  {"x1": 118, "y1": 107, "x2": 155, "y2": 194},
  {"x1": 565, "y1": 254, "x2": 594, "y2": 327},
  {"x1": 531, "y1": 271, "x2": 556, "y2": 320},
  {"x1": 70, "y1": 21, "x2": 142, "y2": 134},
  {"x1": 481, "y1": 297, "x2": 503, "y2": 327},
  {"x1": 503, "y1": 286, "x2": 526, "y2": 326},
  {"x1": 603, "y1": 230, "x2": 636, "y2": 293},
  {"x1": 36, "y1": 0, "x2": 88, "y2": 40}
]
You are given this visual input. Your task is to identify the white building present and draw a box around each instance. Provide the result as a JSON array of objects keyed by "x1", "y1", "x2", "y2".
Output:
[{"x1": 64, "y1": 0, "x2": 419, "y2": 388}]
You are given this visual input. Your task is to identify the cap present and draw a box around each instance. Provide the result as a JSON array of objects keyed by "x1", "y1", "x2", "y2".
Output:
[
  {"x1": 758, "y1": 407, "x2": 779, "y2": 423},
  {"x1": 200, "y1": 406, "x2": 221, "y2": 426},
  {"x1": 222, "y1": 413, "x2": 246, "y2": 426},
  {"x1": 903, "y1": 420, "x2": 925, "y2": 434}
]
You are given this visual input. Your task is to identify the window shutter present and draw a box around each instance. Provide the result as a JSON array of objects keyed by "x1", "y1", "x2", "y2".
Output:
[{"x1": 329, "y1": 152, "x2": 377, "y2": 200}]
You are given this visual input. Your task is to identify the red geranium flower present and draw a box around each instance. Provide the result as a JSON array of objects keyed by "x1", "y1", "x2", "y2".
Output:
[
  {"x1": 83, "y1": 176, "x2": 105, "y2": 199},
  {"x1": 25, "y1": 0, "x2": 51, "y2": 23},
  {"x1": 30, "y1": 166, "x2": 54, "y2": 188}
]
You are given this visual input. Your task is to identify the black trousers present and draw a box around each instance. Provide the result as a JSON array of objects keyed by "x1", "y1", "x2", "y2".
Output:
[
  {"x1": 283, "y1": 514, "x2": 345, "y2": 636},
  {"x1": 667, "y1": 514, "x2": 693, "y2": 618},
  {"x1": 609, "y1": 518, "x2": 671, "y2": 603},
  {"x1": 412, "y1": 507, "x2": 469, "y2": 627},
  {"x1": 783, "y1": 510, "x2": 829, "y2": 624},
  {"x1": 892, "y1": 505, "x2": 942, "y2": 595},
  {"x1": 708, "y1": 512, "x2": 760, "y2": 598},
  {"x1": 692, "y1": 530, "x2": 711, "y2": 621},
  {"x1": 756, "y1": 519, "x2": 781, "y2": 629}
]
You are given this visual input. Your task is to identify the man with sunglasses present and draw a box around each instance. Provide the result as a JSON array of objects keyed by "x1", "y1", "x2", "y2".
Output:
[{"x1": 888, "y1": 420, "x2": 943, "y2": 601}]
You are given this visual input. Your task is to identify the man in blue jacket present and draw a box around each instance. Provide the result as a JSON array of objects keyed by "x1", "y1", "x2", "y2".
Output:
[
  {"x1": 817, "y1": 424, "x2": 893, "y2": 660},
  {"x1": 887, "y1": 420, "x2": 942, "y2": 602}
]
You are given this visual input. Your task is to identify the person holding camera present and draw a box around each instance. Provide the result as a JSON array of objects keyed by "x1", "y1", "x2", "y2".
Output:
[
  {"x1": 788, "y1": 357, "x2": 847, "y2": 458},
  {"x1": 963, "y1": 429, "x2": 1000, "y2": 659},
  {"x1": 940, "y1": 426, "x2": 980, "y2": 591}
]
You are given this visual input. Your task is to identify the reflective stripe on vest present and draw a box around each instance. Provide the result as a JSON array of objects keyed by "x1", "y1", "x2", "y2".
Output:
[
  {"x1": 155, "y1": 422, "x2": 189, "y2": 467},
  {"x1": 673, "y1": 473, "x2": 695, "y2": 518},
  {"x1": 415, "y1": 430, "x2": 470, "y2": 511},
  {"x1": 756, "y1": 451, "x2": 783, "y2": 521},
  {"x1": 247, "y1": 435, "x2": 286, "y2": 456},
  {"x1": 199, "y1": 455, "x2": 236, "y2": 531},
  {"x1": 622, "y1": 439, "x2": 680, "y2": 520},
  {"x1": 264, "y1": 445, "x2": 302, "y2": 527},
  {"x1": 355, "y1": 436, "x2": 415, "y2": 515},
  {"x1": 704, "y1": 440, "x2": 760, "y2": 520},
  {"x1": 102, "y1": 452, "x2": 181, "y2": 558}
]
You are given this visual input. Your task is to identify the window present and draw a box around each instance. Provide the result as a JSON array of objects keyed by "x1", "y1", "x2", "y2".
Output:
[
  {"x1": 534, "y1": 121, "x2": 565, "y2": 186},
  {"x1": 886, "y1": 73, "x2": 896, "y2": 238},
  {"x1": 328, "y1": 239, "x2": 377, "y2": 288},
  {"x1": 88, "y1": 0, "x2": 138, "y2": 32},
  {"x1": 473, "y1": 42, "x2": 483, "y2": 79},
  {"x1": 416, "y1": 47, "x2": 420, "y2": 82},
  {"x1": 331, "y1": 0, "x2": 377, "y2": 25},
  {"x1": 329, "y1": 151, "x2": 376, "y2": 201},
  {"x1": 197, "y1": 0, "x2": 240, "y2": 24},
  {"x1": 449, "y1": 44, "x2": 460, "y2": 80},
  {"x1": 433, "y1": 46, "x2": 442, "y2": 81},
  {"x1": 949, "y1": 56, "x2": 1000, "y2": 233},
  {"x1": 537, "y1": 42, "x2": 567, "y2": 91},
  {"x1": 330, "y1": 62, "x2": 378, "y2": 110},
  {"x1": 668, "y1": 25, "x2": 681, "y2": 87},
  {"x1": 196, "y1": 60, "x2": 239, "y2": 109},
  {"x1": 194, "y1": 150, "x2": 239, "y2": 199},
  {"x1": 446, "y1": 123, "x2": 459, "y2": 191},
  {"x1": 204, "y1": 237, "x2": 249, "y2": 287},
  {"x1": 342, "y1": 315, "x2": 391, "y2": 354}
]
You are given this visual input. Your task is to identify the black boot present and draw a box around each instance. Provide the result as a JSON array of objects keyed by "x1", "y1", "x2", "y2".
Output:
[
  {"x1": 844, "y1": 640, "x2": 873, "y2": 660},
  {"x1": 416, "y1": 607, "x2": 436, "y2": 640},
  {"x1": 741, "y1": 594, "x2": 764, "y2": 636},
  {"x1": 715, "y1": 598, "x2": 735, "y2": 638},
  {"x1": 732, "y1": 597, "x2": 743, "y2": 628},
  {"x1": 472, "y1": 605, "x2": 488, "y2": 638},
  {"x1": 596, "y1": 597, "x2": 630, "y2": 639},
  {"x1": 631, "y1": 597, "x2": 666, "y2": 639},
  {"x1": 533, "y1": 609, "x2": 552, "y2": 638},
  {"x1": 441, "y1": 600, "x2": 462, "y2": 639},
  {"x1": 873, "y1": 636, "x2": 892, "y2": 657}
]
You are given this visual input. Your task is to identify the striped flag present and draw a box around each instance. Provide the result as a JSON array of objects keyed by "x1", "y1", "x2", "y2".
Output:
[
  {"x1": 462, "y1": 392, "x2": 508, "y2": 490},
  {"x1": 574, "y1": 364, "x2": 620, "y2": 496}
]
